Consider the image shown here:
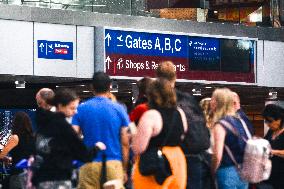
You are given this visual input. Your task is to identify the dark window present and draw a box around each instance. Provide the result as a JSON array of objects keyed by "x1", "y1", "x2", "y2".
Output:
[{"x1": 220, "y1": 39, "x2": 253, "y2": 73}]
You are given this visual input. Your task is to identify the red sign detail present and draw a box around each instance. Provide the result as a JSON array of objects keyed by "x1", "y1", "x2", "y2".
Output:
[
  {"x1": 55, "y1": 48, "x2": 68, "y2": 54},
  {"x1": 105, "y1": 54, "x2": 255, "y2": 83}
]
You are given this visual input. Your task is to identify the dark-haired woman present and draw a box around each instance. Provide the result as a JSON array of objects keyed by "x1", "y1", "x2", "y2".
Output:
[
  {"x1": 9, "y1": 112, "x2": 35, "y2": 189},
  {"x1": 263, "y1": 104, "x2": 284, "y2": 189},
  {"x1": 132, "y1": 79, "x2": 188, "y2": 189},
  {"x1": 32, "y1": 89, "x2": 104, "y2": 189}
]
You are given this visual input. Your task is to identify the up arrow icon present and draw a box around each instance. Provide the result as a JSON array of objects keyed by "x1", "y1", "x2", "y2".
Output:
[
  {"x1": 105, "y1": 56, "x2": 112, "y2": 69},
  {"x1": 39, "y1": 43, "x2": 45, "y2": 52},
  {"x1": 105, "y1": 33, "x2": 112, "y2": 47}
]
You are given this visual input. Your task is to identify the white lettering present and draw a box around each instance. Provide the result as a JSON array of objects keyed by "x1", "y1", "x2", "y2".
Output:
[
  {"x1": 141, "y1": 40, "x2": 148, "y2": 49},
  {"x1": 155, "y1": 38, "x2": 161, "y2": 50},
  {"x1": 55, "y1": 43, "x2": 69, "y2": 48},
  {"x1": 175, "y1": 39, "x2": 181, "y2": 51},
  {"x1": 164, "y1": 38, "x2": 171, "y2": 51},
  {"x1": 125, "y1": 59, "x2": 144, "y2": 71},
  {"x1": 125, "y1": 35, "x2": 133, "y2": 48},
  {"x1": 148, "y1": 40, "x2": 152, "y2": 49}
]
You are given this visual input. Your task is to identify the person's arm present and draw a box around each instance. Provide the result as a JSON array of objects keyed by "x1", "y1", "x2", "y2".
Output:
[
  {"x1": 71, "y1": 106, "x2": 82, "y2": 135},
  {"x1": 72, "y1": 125, "x2": 81, "y2": 134},
  {"x1": 0, "y1": 135, "x2": 19, "y2": 159},
  {"x1": 131, "y1": 110, "x2": 162, "y2": 155},
  {"x1": 121, "y1": 127, "x2": 129, "y2": 173},
  {"x1": 211, "y1": 123, "x2": 226, "y2": 175},
  {"x1": 63, "y1": 121, "x2": 101, "y2": 162},
  {"x1": 271, "y1": 149, "x2": 284, "y2": 158}
]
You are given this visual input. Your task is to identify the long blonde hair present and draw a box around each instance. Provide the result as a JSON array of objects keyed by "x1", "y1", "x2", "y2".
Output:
[
  {"x1": 211, "y1": 88, "x2": 236, "y2": 123},
  {"x1": 200, "y1": 97, "x2": 213, "y2": 128}
]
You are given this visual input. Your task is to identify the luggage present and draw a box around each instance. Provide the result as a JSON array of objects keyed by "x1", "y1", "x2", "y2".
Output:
[
  {"x1": 219, "y1": 118, "x2": 272, "y2": 183},
  {"x1": 177, "y1": 91, "x2": 210, "y2": 154}
]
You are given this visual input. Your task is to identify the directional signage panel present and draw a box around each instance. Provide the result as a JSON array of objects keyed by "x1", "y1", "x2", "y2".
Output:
[
  {"x1": 38, "y1": 40, "x2": 73, "y2": 60},
  {"x1": 104, "y1": 28, "x2": 255, "y2": 83},
  {"x1": 105, "y1": 29, "x2": 188, "y2": 57}
]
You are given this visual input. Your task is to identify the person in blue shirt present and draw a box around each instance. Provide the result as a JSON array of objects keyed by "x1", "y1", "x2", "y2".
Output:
[{"x1": 72, "y1": 72, "x2": 130, "y2": 189}]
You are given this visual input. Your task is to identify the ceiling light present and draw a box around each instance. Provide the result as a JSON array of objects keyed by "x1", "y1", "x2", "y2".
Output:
[
  {"x1": 268, "y1": 91, "x2": 277, "y2": 99},
  {"x1": 15, "y1": 81, "x2": 26, "y2": 89},
  {"x1": 192, "y1": 88, "x2": 202, "y2": 96}
]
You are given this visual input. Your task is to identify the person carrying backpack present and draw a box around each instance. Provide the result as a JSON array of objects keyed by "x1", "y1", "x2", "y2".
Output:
[
  {"x1": 156, "y1": 61, "x2": 211, "y2": 189},
  {"x1": 211, "y1": 88, "x2": 250, "y2": 189}
]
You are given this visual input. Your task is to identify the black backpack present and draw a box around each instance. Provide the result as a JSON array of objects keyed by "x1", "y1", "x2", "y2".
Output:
[{"x1": 176, "y1": 90, "x2": 211, "y2": 154}]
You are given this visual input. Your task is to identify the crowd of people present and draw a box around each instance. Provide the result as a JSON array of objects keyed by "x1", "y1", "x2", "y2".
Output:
[{"x1": 0, "y1": 61, "x2": 283, "y2": 189}]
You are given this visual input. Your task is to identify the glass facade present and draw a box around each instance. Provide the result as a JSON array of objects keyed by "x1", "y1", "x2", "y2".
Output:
[{"x1": 0, "y1": 0, "x2": 283, "y2": 27}]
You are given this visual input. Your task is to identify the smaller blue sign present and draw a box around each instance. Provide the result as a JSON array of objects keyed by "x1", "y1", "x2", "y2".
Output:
[
  {"x1": 38, "y1": 40, "x2": 73, "y2": 60},
  {"x1": 188, "y1": 37, "x2": 220, "y2": 71}
]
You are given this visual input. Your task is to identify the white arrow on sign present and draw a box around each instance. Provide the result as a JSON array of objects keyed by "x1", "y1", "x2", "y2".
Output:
[
  {"x1": 105, "y1": 33, "x2": 112, "y2": 47},
  {"x1": 39, "y1": 43, "x2": 45, "y2": 52},
  {"x1": 105, "y1": 56, "x2": 112, "y2": 69}
]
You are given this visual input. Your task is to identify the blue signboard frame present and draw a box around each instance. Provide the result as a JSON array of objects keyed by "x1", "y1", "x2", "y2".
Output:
[
  {"x1": 104, "y1": 28, "x2": 256, "y2": 82},
  {"x1": 38, "y1": 40, "x2": 73, "y2": 60}
]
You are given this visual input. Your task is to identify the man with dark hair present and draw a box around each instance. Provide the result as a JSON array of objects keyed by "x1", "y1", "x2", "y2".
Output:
[
  {"x1": 91, "y1": 72, "x2": 112, "y2": 93},
  {"x1": 72, "y1": 72, "x2": 130, "y2": 189}
]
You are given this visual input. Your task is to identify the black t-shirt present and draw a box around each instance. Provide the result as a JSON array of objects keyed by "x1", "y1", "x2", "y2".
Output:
[
  {"x1": 32, "y1": 109, "x2": 93, "y2": 185},
  {"x1": 147, "y1": 107, "x2": 184, "y2": 149},
  {"x1": 265, "y1": 129, "x2": 284, "y2": 175},
  {"x1": 10, "y1": 135, "x2": 35, "y2": 174}
]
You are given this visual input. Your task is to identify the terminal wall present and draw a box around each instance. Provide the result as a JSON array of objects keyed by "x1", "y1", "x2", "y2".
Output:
[
  {"x1": 0, "y1": 5, "x2": 284, "y2": 87},
  {"x1": 257, "y1": 41, "x2": 284, "y2": 87}
]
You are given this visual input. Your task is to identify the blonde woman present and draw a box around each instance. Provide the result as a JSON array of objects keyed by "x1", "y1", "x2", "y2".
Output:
[{"x1": 210, "y1": 88, "x2": 249, "y2": 189}]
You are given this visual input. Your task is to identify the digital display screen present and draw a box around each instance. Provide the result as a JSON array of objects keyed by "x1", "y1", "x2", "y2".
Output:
[
  {"x1": 188, "y1": 37, "x2": 254, "y2": 73},
  {"x1": 188, "y1": 37, "x2": 220, "y2": 71}
]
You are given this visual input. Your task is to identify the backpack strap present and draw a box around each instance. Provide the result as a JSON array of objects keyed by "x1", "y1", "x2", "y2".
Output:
[
  {"x1": 218, "y1": 119, "x2": 242, "y2": 169},
  {"x1": 238, "y1": 118, "x2": 252, "y2": 139},
  {"x1": 161, "y1": 110, "x2": 177, "y2": 147},
  {"x1": 177, "y1": 107, "x2": 188, "y2": 141},
  {"x1": 218, "y1": 119, "x2": 247, "y2": 142}
]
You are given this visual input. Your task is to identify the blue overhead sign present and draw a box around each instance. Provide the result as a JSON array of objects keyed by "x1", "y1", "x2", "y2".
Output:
[
  {"x1": 105, "y1": 29, "x2": 188, "y2": 58},
  {"x1": 104, "y1": 28, "x2": 255, "y2": 83},
  {"x1": 37, "y1": 40, "x2": 73, "y2": 60}
]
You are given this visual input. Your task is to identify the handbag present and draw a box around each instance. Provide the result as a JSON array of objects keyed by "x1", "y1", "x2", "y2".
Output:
[{"x1": 139, "y1": 110, "x2": 178, "y2": 185}]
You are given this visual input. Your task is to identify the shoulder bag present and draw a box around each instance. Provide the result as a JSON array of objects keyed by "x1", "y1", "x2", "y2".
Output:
[{"x1": 139, "y1": 110, "x2": 179, "y2": 185}]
